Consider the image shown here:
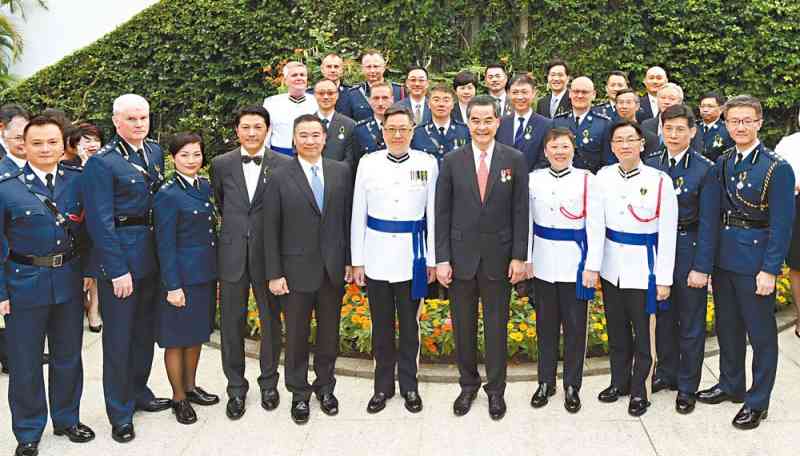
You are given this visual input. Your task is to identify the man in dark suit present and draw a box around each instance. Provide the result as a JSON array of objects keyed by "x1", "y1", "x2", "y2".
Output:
[
  {"x1": 397, "y1": 67, "x2": 432, "y2": 126},
  {"x1": 592, "y1": 70, "x2": 630, "y2": 122},
  {"x1": 435, "y1": 95, "x2": 529, "y2": 421},
  {"x1": 615, "y1": 89, "x2": 660, "y2": 155},
  {"x1": 264, "y1": 114, "x2": 353, "y2": 425},
  {"x1": 496, "y1": 74, "x2": 553, "y2": 171},
  {"x1": 314, "y1": 79, "x2": 356, "y2": 167},
  {"x1": 210, "y1": 105, "x2": 291, "y2": 421},
  {"x1": 641, "y1": 83, "x2": 684, "y2": 138},
  {"x1": 0, "y1": 104, "x2": 28, "y2": 161},
  {"x1": 536, "y1": 59, "x2": 572, "y2": 119},
  {"x1": 484, "y1": 63, "x2": 512, "y2": 117},
  {"x1": 638, "y1": 66, "x2": 668, "y2": 122}
]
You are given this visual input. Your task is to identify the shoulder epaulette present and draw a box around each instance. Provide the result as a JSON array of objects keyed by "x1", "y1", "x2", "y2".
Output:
[
  {"x1": 592, "y1": 112, "x2": 611, "y2": 121},
  {"x1": 159, "y1": 179, "x2": 175, "y2": 191},
  {"x1": 693, "y1": 151, "x2": 714, "y2": 166},
  {"x1": 97, "y1": 141, "x2": 117, "y2": 156},
  {"x1": 553, "y1": 112, "x2": 571, "y2": 119},
  {"x1": 453, "y1": 119, "x2": 467, "y2": 126},
  {"x1": 145, "y1": 137, "x2": 158, "y2": 144},
  {"x1": 0, "y1": 168, "x2": 22, "y2": 183},
  {"x1": 355, "y1": 118, "x2": 373, "y2": 127},
  {"x1": 59, "y1": 162, "x2": 84, "y2": 173}
]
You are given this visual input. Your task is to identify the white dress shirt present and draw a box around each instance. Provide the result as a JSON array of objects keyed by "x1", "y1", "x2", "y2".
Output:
[
  {"x1": 458, "y1": 103, "x2": 468, "y2": 123},
  {"x1": 351, "y1": 149, "x2": 438, "y2": 282},
  {"x1": 263, "y1": 93, "x2": 319, "y2": 150},
  {"x1": 736, "y1": 140, "x2": 760, "y2": 162},
  {"x1": 648, "y1": 94, "x2": 659, "y2": 118},
  {"x1": 597, "y1": 163, "x2": 678, "y2": 289},
  {"x1": 527, "y1": 167, "x2": 603, "y2": 283},
  {"x1": 410, "y1": 97, "x2": 427, "y2": 121},
  {"x1": 550, "y1": 91, "x2": 565, "y2": 116},
  {"x1": 494, "y1": 92, "x2": 508, "y2": 116},
  {"x1": 240, "y1": 147, "x2": 264, "y2": 202},
  {"x1": 29, "y1": 164, "x2": 57, "y2": 190},
  {"x1": 176, "y1": 171, "x2": 196, "y2": 187},
  {"x1": 514, "y1": 110, "x2": 533, "y2": 134},
  {"x1": 472, "y1": 141, "x2": 495, "y2": 170},
  {"x1": 297, "y1": 154, "x2": 324, "y2": 189}
]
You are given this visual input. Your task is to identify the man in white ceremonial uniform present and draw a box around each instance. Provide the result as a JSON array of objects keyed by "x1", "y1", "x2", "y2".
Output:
[
  {"x1": 351, "y1": 105, "x2": 438, "y2": 415},
  {"x1": 263, "y1": 61, "x2": 319, "y2": 156},
  {"x1": 595, "y1": 119, "x2": 677, "y2": 417},
  {"x1": 526, "y1": 128, "x2": 603, "y2": 414}
]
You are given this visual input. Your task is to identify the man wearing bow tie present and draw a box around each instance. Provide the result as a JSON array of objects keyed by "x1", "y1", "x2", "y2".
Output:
[{"x1": 210, "y1": 105, "x2": 291, "y2": 421}]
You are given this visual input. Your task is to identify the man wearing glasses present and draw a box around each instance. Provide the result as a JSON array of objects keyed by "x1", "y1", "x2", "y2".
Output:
[
  {"x1": 553, "y1": 77, "x2": 613, "y2": 173},
  {"x1": 696, "y1": 95, "x2": 795, "y2": 430},
  {"x1": 397, "y1": 67, "x2": 432, "y2": 126},
  {"x1": 341, "y1": 49, "x2": 404, "y2": 122}
]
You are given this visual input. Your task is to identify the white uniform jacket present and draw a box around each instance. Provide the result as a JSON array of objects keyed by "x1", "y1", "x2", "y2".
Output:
[{"x1": 263, "y1": 94, "x2": 319, "y2": 150}]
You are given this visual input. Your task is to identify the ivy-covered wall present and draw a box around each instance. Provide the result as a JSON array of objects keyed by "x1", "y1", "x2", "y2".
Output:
[{"x1": 3, "y1": 0, "x2": 799, "y2": 153}]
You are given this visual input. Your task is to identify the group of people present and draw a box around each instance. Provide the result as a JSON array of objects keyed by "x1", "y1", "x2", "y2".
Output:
[{"x1": 0, "y1": 48, "x2": 797, "y2": 456}]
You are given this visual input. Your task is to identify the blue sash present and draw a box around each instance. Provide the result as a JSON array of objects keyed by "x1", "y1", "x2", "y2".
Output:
[
  {"x1": 605, "y1": 228, "x2": 668, "y2": 314},
  {"x1": 533, "y1": 224, "x2": 595, "y2": 300},
  {"x1": 271, "y1": 145, "x2": 294, "y2": 156},
  {"x1": 367, "y1": 216, "x2": 428, "y2": 299}
]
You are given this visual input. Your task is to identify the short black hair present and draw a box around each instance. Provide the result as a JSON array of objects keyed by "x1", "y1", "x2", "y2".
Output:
[
  {"x1": 406, "y1": 66, "x2": 428, "y2": 78},
  {"x1": 0, "y1": 103, "x2": 29, "y2": 125},
  {"x1": 453, "y1": 71, "x2": 478, "y2": 90},
  {"x1": 384, "y1": 104, "x2": 414, "y2": 125},
  {"x1": 609, "y1": 119, "x2": 644, "y2": 139},
  {"x1": 234, "y1": 105, "x2": 270, "y2": 127},
  {"x1": 545, "y1": 58, "x2": 570, "y2": 77},
  {"x1": 168, "y1": 131, "x2": 206, "y2": 167},
  {"x1": 509, "y1": 73, "x2": 537, "y2": 90},
  {"x1": 699, "y1": 91, "x2": 726, "y2": 107},
  {"x1": 607, "y1": 70, "x2": 629, "y2": 85},
  {"x1": 660, "y1": 104, "x2": 696, "y2": 128},
  {"x1": 484, "y1": 63, "x2": 507, "y2": 76},
  {"x1": 293, "y1": 113, "x2": 325, "y2": 132},
  {"x1": 466, "y1": 95, "x2": 500, "y2": 119},
  {"x1": 41, "y1": 108, "x2": 72, "y2": 129},
  {"x1": 23, "y1": 115, "x2": 64, "y2": 141},
  {"x1": 615, "y1": 88, "x2": 639, "y2": 101}
]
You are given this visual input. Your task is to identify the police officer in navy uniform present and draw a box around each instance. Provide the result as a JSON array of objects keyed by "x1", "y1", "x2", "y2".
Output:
[
  {"x1": 553, "y1": 77, "x2": 613, "y2": 173},
  {"x1": 353, "y1": 82, "x2": 395, "y2": 166},
  {"x1": 644, "y1": 105, "x2": 720, "y2": 414},
  {"x1": 0, "y1": 116, "x2": 95, "y2": 456},
  {"x1": 696, "y1": 91, "x2": 734, "y2": 161},
  {"x1": 341, "y1": 49, "x2": 404, "y2": 122},
  {"x1": 410, "y1": 83, "x2": 470, "y2": 165},
  {"x1": 592, "y1": 71, "x2": 629, "y2": 123},
  {"x1": 83, "y1": 94, "x2": 171, "y2": 443},
  {"x1": 153, "y1": 132, "x2": 220, "y2": 426},
  {"x1": 696, "y1": 95, "x2": 795, "y2": 430},
  {"x1": 309, "y1": 53, "x2": 350, "y2": 114}
]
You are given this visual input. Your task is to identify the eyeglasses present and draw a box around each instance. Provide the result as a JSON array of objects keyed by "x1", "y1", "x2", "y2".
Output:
[
  {"x1": 611, "y1": 137, "x2": 643, "y2": 145},
  {"x1": 726, "y1": 118, "x2": 761, "y2": 127},
  {"x1": 385, "y1": 127, "x2": 413, "y2": 136}
]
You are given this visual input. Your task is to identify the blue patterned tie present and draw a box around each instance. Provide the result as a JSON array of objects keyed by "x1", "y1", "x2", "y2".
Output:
[
  {"x1": 311, "y1": 165, "x2": 324, "y2": 211},
  {"x1": 514, "y1": 117, "x2": 525, "y2": 148}
]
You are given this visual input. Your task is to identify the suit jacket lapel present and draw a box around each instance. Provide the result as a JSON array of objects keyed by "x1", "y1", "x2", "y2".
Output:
[
  {"x1": 482, "y1": 145, "x2": 503, "y2": 204},
  {"x1": 462, "y1": 145, "x2": 482, "y2": 205},
  {"x1": 290, "y1": 159, "x2": 321, "y2": 215},
  {"x1": 229, "y1": 149, "x2": 251, "y2": 207},
  {"x1": 321, "y1": 159, "x2": 334, "y2": 220},
  {"x1": 251, "y1": 149, "x2": 277, "y2": 206}
]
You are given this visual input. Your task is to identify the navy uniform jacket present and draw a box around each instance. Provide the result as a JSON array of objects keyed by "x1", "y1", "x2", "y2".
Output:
[
  {"x1": 553, "y1": 111, "x2": 614, "y2": 173},
  {"x1": 637, "y1": 97, "x2": 656, "y2": 123},
  {"x1": 0, "y1": 156, "x2": 21, "y2": 175},
  {"x1": 592, "y1": 102, "x2": 620, "y2": 123},
  {"x1": 496, "y1": 112, "x2": 553, "y2": 171},
  {"x1": 0, "y1": 163, "x2": 86, "y2": 308},
  {"x1": 153, "y1": 175, "x2": 217, "y2": 291},
  {"x1": 410, "y1": 120, "x2": 470, "y2": 164},
  {"x1": 83, "y1": 136, "x2": 165, "y2": 280},
  {"x1": 353, "y1": 117, "x2": 386, "y2": 165},
  {"x1": 696, "y1": 120, "x2": 734, "y2": 162},
  {"x1": 715, "y1": 143, "x2": 795, "y2": 276},
  {"x1": 341, "y1": 82, "x2": 405, "y2": 122},
  {"x1": 644, "y1": 149, "x2": 721, "y2": 275}
]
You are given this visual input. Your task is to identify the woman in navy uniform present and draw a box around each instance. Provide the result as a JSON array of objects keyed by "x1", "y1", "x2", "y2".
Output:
[{"x1": 153, "y1": 132, "x2": 220, "y2": 425}]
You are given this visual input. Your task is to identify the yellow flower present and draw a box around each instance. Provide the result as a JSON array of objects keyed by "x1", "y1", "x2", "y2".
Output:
[
  {"x1": 593, "y1": 323, "x2": 603, "y2": 330},
  {"x1": 351, "y1": 314, "x2": 362, "y2": 324},
  {"x1": 429, "y1": 300, "x2": 439, "y2": 310},
  {"x1": 526, "y1": 328, "x2": 536, "y2": 338},
  {"x1": 600, "y1": 333, "x2": 608, "y2": 342},
  {"x1": 529, "y1": 312, "x2": 536, "y2": 321},
  {"x1": 519, "y1": 322, "x2": 528, "y2": 331},
  {"x1": 507, "y1": 322, "x2": 515, "y2": 330},
  {"x1": 433, "y1": 319, "x2": 441, "y2": 327},
  {"x1": 510, "y1": 332, "x2": 524, "y2": 342}
]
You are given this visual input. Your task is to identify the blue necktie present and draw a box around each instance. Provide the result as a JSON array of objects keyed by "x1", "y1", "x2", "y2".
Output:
[
  {"x1": 514, "y1": 117, "x2": 525, "y2": 147},
  {"x1": 311, "y1": 165, "x2": 324, "y2": 211}
]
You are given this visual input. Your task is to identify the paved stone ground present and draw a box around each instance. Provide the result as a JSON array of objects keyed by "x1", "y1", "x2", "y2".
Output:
[{"x1": 2, "y1": 318, "x2": 799, "y2": 456}]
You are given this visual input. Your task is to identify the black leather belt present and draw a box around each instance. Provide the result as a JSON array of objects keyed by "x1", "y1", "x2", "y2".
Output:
[
  {"x1": 677, "y1": 221, "x2": 699, "y2": 232},
  {"x1": 9, "y1": 249, "x2": 76, "y2": 268},
  {"x1": 722, "y1": 213, "x2": 769, "y2": 229},
  {"x1": 114, "y1": 214, "x2": 151, "y2": 227}
]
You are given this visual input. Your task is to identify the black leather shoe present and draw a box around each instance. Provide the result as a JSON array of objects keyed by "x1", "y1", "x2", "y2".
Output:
[
  {"x1": 14, "y1": 442, "x2": 38, "y2": 456},
  {"x1": 488, "y1": 394, "x2": 507, "y2": 420},
  {"x1": 598, "y1": 385, "x2": 628, "y2": 403},
  {"x1": 628, "y1": 397, "x2": 651, "y2": 417},
  {"x1": 564, "y1": 385, "x2": 581, "y2": 413},
  {"x1": 172, "y1": 399, "x2": 197, "y2": 425},
  {"x1": 696, "y1": 384, "x2": 744, "y2": 405},
  {"x1": 403, "y1": 391, "x2": 423, "y2": 413},
  {"x1": 453, "y1": 390, "x2": 477, "y2": 416},
  {"x1": 651, "y1": 377, "x2": 678, "y2": 394},
  {"x1": 367, "y1": 392, "x2": 392, "y2": 414},
  {"x1": 226, "y1": 397, "x2": 246, "y2": 420},
  {"x1": 186, "y1": 387, "x2": 220, "y2": 406},
  {"x1": 54, "y1": 422, "x2": 95, "y2": 442},
  {"x1": 732, "y1": 405, "x2": 768, "y2": 430},
  {"x1": 260, "y1": 388, "x2": 280, "y2": 411},
  {"x1": 136, "y1": 397, "x2": 172, "y2": 412},
  {"x1": 530, "y1": 383, "x2": 556, "y2": 408},
  {"x1": 291, "y1": 400, "x2": 310, "y2": 424},
  {"x1": 318, "y1": 392, "x2": 339, "y2": 416},
  {"x1": 675, "y1": 392, "x2": 696, "y2": 415},
  {"x1": 111, "y1": 423, "x2": 135, "y2": 443}
]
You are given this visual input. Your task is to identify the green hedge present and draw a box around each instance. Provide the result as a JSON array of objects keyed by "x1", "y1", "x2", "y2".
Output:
[{"x1": 3, "y1": 0, "x2": 799, "y2": 152}]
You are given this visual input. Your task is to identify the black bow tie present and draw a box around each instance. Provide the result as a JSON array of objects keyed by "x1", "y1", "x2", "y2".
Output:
[{"x1": 241, "y1": 155, "x2": 263, "y2": 166}]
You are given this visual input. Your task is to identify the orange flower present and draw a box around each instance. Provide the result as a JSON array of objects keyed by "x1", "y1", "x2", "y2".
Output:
[
  {"x1": 351, "y1": 314, "x2": 362, "y2": 324},
  {"x1": 346, "y1": 284, "x2": 361, "y2": 295},
  {"x1": 432, "y1": 328, "x2": 441, "y2": 337},
  {"x1": 356, "y1": 306, "x2": 367, "y2": 315},
  {"x1": 361, "y1": 320, "x2": 371, "y2": 330},
  {"x1": 420, "y1": 313, "x2": 429, "y2": 321},
  {"x1": 352, "y1": 295, "x2": 362, "y2": 304}
]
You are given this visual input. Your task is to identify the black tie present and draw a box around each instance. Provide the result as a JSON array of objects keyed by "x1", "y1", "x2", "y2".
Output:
[
  {"x1": 135, "y1": 148, "x2": 148, "y2": 168},
  {"x1": 735, "y1": 152, "x2": 743, "y2": 165},
  {"x1": 45, "y1": 173, "x2": 54, "y2": 193},
  {"x1": 193, "y1": 179, "x2": 200, "y2": 190},
  {"x1": 669, "y1": 158, "x2": 676, "y2": 169},
  {"x1": 241, "y1": 155, "x2": 263, "y2": 166},
  {"x1": 321, "y1": 118, "x2": 330, "y2": 131},
  {"x1": 438, "y1": 126, "x2": 445, "y2": 137}
]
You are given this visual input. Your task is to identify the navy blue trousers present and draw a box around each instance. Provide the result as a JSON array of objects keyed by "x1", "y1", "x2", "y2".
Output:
[
  {"x1": 5, "y1": 297, "x2": 83, "y2": 444},
  {"x1": 712, "y1": 268, "x2": 778, "y2": 411},
  {"x1": 99, "y1": 275, "x2": 158, "y2": 426}
]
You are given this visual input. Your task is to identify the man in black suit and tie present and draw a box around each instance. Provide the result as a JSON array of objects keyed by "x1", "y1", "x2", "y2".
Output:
[
  {"x1": 314, "y1": 79, "x2": 356, "y2": 167},
  {"x1": 496, "y1": 74, "x2": 553, "y2": 171},
  {"x1": 397, "y1": 67, "x2": 432, "y2": 126},
  {"x1": 615, "y1": 89, "x2": 660, "y2": 155},
  {"x1": 436, "y1": 95, "x2": 529, "y2": 421},
  {"x1": 484, "y1": 63, "x2": 512, "y2": 117},
  {"x1": 211, "y1": 105, "x2": 291, "y2": 420},
  {"x1": 535, "y1": 59, "x2": 572, "y2": 119},
  {"x1": 638, "y1": 66, "x2": 668, "y2": 122},
  {"x1": 0, "y1": 104, "x2": 28, "y2": 161},
  {"x1": 264, "y1": 114, "x2": 353, "y2": 425}
]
